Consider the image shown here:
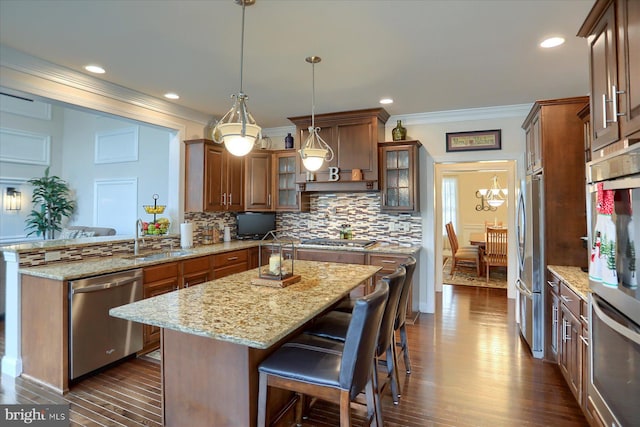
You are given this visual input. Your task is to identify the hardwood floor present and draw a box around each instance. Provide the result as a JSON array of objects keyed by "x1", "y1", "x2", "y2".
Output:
[{"x1": 0, "y1": 285, "x2": 587, "y2": 426}]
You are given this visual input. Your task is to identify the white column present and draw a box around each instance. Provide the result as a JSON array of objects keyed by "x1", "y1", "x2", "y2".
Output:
[{"x1": 1, "y1": 251, "x2": 22, "y2": 377}]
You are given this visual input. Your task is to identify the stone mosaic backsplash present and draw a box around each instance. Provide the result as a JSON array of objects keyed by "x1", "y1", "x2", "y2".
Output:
[
  {"x1": 277, "y1": 193, "x2": 422, "y2": 245},
  {"x1": 185, "y1": 193, "x2": 421, "y2": 246}
]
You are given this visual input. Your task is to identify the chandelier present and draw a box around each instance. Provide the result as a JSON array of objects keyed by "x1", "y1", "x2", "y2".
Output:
[
  {"x1": 477, "y1": 175, "x2": 507, "y2": 208},
  {"x1": 211, "y1": 0, "x2": 261, "y2": 157},
  {"x1": 298, "y1": 56, "x2": 334, "y2": 172}
]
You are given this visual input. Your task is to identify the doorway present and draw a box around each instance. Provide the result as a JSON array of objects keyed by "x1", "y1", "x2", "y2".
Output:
[{"x1": 434, "y1": 160, "x2": 517, "y2": 299}]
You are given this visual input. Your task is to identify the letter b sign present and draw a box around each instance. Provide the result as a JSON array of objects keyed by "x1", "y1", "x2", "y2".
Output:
[{"x1": 328, "y1": 167, "x2": 340, "y2": 181}]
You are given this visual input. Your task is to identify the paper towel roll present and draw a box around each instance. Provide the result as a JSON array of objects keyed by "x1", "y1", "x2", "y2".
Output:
[
  {"x1": 223, "y1": 226, "x2": 231, "y2": 242},
  {"x1": 180, "y1": 222, "x2": 194, "y2": 248}
]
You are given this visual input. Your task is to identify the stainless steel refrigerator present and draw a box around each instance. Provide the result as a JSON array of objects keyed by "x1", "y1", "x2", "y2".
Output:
[{"x1": 516, "y1": 174, "x2": 544, "y2": 358}]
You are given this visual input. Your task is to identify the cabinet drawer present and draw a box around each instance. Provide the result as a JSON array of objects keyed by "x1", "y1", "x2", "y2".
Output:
[
  {"x1": 213, "y1": 249, "x2": 248, "y2": 268},
  {"x1": 547, "y1": 271, "x2": 561, "y2": 295},
  {"x1": 182, "y1": 256, "x2": 211, "y2": 274},
  {"x1": 144, "y1": 262, "x2": 179, "y2": 283},
  {"x1": 296, "y1": 249, "x2": 365, "y2": 264},
  {"x1": 368, "y1": 254, "x2": 409, "y2": 273},
  {"x1": 560, "y1": 282, "x2": 582, "y2": 318}
]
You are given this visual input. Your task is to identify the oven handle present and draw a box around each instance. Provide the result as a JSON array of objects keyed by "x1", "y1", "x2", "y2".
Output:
[
  {"x1": 592, "y1": 296, "x2": 640, "y2": 345},
  {"x1": 71, "y1": 276, "x2": 140, "y2": 294}
]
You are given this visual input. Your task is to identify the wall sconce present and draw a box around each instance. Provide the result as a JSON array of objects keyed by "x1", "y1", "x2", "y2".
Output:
[
  {"x1": 475, "y1": 189, "x2": 497, "y2": 211},
  {"x1": 5, "y1": 187, "x2": 22, "y2": 211}
]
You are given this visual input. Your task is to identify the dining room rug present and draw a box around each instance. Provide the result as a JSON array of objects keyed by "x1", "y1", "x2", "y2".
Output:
[{"x1": 442, "y1": 258, "x2": 508, "y2": 289}]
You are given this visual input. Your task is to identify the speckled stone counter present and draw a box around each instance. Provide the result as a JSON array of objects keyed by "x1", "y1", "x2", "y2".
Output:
[
  {"x1": 18, "y1": 240, "x2": 419, "y2": 281},
  {"x1": 110, "y1": 260, "x2": 381, "y2": 349},
  {"x1": 548, "y1": 265, "x2": 590, "y2": 300},
  {"x1": 110, "y1": 260, "x2": 382, "y2": 426}
]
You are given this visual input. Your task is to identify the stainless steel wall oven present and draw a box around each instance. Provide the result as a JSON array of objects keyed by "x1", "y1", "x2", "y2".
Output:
[{"x1": 587, "y1": 145, "x2": 640, "y2": 426}]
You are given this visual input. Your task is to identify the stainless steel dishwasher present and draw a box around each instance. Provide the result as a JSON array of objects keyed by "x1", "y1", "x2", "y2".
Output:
[{"x1": 69, "y1": 268, "x2": 143, "y2": 380}]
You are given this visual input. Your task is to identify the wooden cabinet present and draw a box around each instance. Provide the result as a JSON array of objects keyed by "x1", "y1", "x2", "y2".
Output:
[
  {"x1": 185, "y1": 139, "x2": 244, "y2": 213},
  {"x1": 368, "y1": 253, "x2": 418, "y2": 323},
  {"x1": 578, "y1": 0, "x2": 640, "y2": 156},
  {"x1": 245, "y1": 151, "x2": 272, "y2": 211},
  {"x1": 545, "y1": 271, "x2": 561, "y2": 362},
  {"x1": 273, "y1": 151, "x2": 309, "y2": 212},
  {"x1": 296, "y1": 248, "x2": 366, "y2": 264},
  {"x1": 557, "y1": 281, "x2": 583, "y2": 408},
  {"x1": 181, "y1": 256, "x2": 211, "y2": 288},
  {"x1": 288, "y1": 108, "x2": 389, "y2": 192},
  {"x1": 213, "y1": 249, "x2": 249, "y2": 279},
  {"x1": 142, "y1": 262, "x2": 180, "y2": 352},
  {"x1": 378, "y1": 140, "x2": 421, "y2": 213},
  {"x1": 522, "y1": 98, "x2": 589, "y2": 270},
  {"x1": 578, "y1": 103, "x2": 592, "y2": 163},
  {"x1": 525, "y1": 112, "x2": 542, "y2": 174}
]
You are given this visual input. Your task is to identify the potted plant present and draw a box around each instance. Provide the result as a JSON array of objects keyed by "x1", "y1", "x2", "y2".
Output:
[{"x1": 25, "y1": 167, "x2": 75, "y2": 240}]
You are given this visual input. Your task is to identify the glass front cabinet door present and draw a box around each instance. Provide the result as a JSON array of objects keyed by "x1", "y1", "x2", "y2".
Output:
[{"x1": 378, "y1": 140, "x2": 421, "y2": 213}]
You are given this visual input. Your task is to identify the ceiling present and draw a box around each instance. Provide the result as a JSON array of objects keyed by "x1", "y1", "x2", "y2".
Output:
[{"x1": 0, "y1": 0, "x2": 595, "y2": 128}]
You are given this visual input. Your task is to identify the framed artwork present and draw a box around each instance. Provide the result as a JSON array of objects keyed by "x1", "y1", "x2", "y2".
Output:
[{"x1": 445, "y1": 129, "x2": 501, "y2": 152}]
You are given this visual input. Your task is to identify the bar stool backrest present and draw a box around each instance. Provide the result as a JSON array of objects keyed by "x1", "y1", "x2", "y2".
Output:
[
  {"x1": 340, "y1": 281, "x2": 389, "y2": 400},
  {"x1": 395, "y1": 257, "x2": 417, "y2": 330},
  {"x1": 375, "y1": 267, "x2": 406, "y2": 358}
]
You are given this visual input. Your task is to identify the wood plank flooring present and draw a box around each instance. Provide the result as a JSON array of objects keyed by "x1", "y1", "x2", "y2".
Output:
[{"x1": 0, "y1": 285, "x2": 587, "y2": 426}]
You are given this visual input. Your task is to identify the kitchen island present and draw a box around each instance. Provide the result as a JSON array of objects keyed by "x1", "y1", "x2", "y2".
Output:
[{"x1": 110, "y1": 260, "x2": 381, "y2": 427}]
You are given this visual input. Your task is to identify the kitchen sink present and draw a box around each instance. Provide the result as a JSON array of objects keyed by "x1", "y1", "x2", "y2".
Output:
[{"x1": 124, "y1": 250, "x2": 194, "y2": 261}]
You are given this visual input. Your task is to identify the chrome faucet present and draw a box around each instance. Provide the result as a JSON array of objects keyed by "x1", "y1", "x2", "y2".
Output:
[{"x1": 134, "y1": 218, "x2": 145, "y2": 255}]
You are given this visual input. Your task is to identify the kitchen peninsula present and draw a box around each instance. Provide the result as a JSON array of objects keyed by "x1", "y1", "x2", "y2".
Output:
[{"x1": 110, "y1": 260, "x2": 381, "y2": 427}]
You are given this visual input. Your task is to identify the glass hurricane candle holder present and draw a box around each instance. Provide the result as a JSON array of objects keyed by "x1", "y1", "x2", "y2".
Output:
[{"x1": 259, "y1": 231, "x2": 294, "y2": 280}]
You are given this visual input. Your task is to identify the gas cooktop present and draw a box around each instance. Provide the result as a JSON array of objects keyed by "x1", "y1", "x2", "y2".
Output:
[{"x1": 300, "y1": 238, "x2": 377, "y2": 248}]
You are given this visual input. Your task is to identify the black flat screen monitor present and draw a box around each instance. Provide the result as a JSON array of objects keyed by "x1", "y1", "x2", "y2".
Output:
[{"x1": 236, "y1": 212, "x2": 276, "y2": 240}]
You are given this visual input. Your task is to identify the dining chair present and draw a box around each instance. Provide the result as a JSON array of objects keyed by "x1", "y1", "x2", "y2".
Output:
[
  {"x1": 484, "y1": 226, "x2": 508, "y2": 282},
  {"x1": 257, "y1": 281, "x2": 389, "y2": 427},
  {"x1": 445, "y1": 222, "x2": 480, "y2": 277}
]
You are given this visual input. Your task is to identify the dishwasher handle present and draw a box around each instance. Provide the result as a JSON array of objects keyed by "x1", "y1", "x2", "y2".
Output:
[{"x1": 71, "y1": 275, "x2": 140, "y2": 294}]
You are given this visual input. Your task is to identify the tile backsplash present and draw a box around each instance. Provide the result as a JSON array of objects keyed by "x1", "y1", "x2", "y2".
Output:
[{"x1": 185, "y1": 193, "x2": 422, "y2": 246}]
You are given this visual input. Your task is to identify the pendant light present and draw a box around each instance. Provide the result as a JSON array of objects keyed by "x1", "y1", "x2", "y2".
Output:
[
  {"x1": 298, "y1": 56, "x2": 334, "y2": 172},
  {"x1": 211, "y1": 0, "x2": 261, "y2": 157},
  {"x1": 485, "y1": 175, "x2": 506, "y2": 207}
]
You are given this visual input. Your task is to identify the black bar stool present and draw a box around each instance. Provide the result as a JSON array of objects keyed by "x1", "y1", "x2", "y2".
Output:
[{"x1": 257, "y1": 281, "x2": 389, "y2": 427}]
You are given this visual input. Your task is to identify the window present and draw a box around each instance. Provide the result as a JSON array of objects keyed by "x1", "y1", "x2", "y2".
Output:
[{"x1": 442, "y1": 177, "x2": 458, "y2": 241}]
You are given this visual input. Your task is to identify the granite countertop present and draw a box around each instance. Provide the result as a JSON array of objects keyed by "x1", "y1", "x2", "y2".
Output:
[
  {"x1": 18, "y1": 239, "x2": 420, "y2": 281},
  {"x1": 547, "y1": 265, "x2": 590, "y2": 300},
  {"x1": 110, "y1": 260, "x2": 381, "y2": 349}
]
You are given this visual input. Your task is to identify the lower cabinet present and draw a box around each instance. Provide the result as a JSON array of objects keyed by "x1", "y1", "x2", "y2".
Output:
[
  {"x1": 368, "y1": 253, "x2": 418, "y2": 322},
  {"x1": 559, "y1": 303, "x2": 582, "y2": 402},
  {"x1": 213, "y1": 249, "x2": 249, "y2": 279},
  {"x1": 181, "y1": 256, "x2": 211, "y2": 288},
  {"x1": 545, "y1": 271, "x2": 561, "y2": 362},
  {"x1": 142, "y1": 262, "x2": 180, "y2": 353}
]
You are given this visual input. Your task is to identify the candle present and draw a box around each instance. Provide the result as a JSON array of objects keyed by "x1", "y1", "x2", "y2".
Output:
[{"x1": 269, "y1": 254, "x2": 282, "y2": 275}]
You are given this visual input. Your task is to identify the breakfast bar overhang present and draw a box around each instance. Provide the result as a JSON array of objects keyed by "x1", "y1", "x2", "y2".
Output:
[{"x1": 110, "y1": 260, "x2": 381, "y2": 427}]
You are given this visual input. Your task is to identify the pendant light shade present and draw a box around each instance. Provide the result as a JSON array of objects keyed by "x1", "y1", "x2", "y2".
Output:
[
  {"x1": 211, "y1": 0, "x2": 261, "y2": 157},
  {"x1": 299, "y1": 56, "x2": 334, "y2": 172},
  {"x1": 485, "y1": 175, "x2": 506, "y2": 207}
]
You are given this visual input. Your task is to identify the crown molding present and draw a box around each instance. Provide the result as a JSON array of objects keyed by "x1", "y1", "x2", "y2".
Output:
[
  {"x1": 0, "y1": 45, "x2": 211, "y2": 124},
  {"x1": 389, "y1": 103, "x2": 533, "y2": 126}
]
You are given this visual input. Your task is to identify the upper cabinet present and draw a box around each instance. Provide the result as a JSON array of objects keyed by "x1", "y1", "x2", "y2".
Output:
[
  {"x1": 378, "y1": 140, "x2": 421, "y2": 213},
  {"x1": 244, "y1": 151, "x2": 272, "y2": 212},
  {"x1": 273, "y1": 150, "x2": 310, "y2": 212},
  {"x1": 288, "y1": 108, "x2": 389, "y2": 192},
  {"x1": 578, "y1": 0, "x2": 640, "y2": 157},
  {"x1": 185, "y1": 139, "x2": 244, "y2": 212},
  {"x1": 522, "y1": 97, "x2": 589, "y2": 176}
]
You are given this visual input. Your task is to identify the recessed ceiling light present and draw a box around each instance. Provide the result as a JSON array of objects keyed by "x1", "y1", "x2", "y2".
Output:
[
  {"x1": 84, "y1": 64, "x2": 105, "y2": 74},
  {"x1": 164, "y1": 93, "x2": 180, "y2": 100},
  {"x1": 379, "y1": 98, "x2": 393, "y2": 105},
  {"x1": 540, "y1": 37, "x2": 565, "y2": 48}
]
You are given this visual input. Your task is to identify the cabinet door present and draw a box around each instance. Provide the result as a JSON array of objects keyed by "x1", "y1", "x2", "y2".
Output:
[
  {"x1": 589, "y1": 3, "x2": 620, "y2": 151},
  {"x1": 181, "y1": 256, "x2": 211, "y2": 288},
  {"x1": 545, "y1": 275, "x2": 560, "y2": 362},
  {"x1": 274, "y1": 152, "x2": 308, "y2": 211},
  {"x1": 143, "y1": 262, "x2": 179, "y2": 351},
  {"x1": 525, "y1": 113, "x2": 542, "y2": 174},
  {"x1": 619, "y1": 0, "x2": 640, "y2": 139},
  {"x1": 225, "y1": 153, "x2": 245, "y2": 212},
  {"x1": 559, "y1": 305, "x2": 582, "y2": 403},
  {"x1": 205, "y1": 145, "x2": 225, "y2": 211},
  {"x1": 245, "y1": 151, "x2": 272, "y2": 211},
  {"x1": 379, "y1": 143, "x2": 418, "y2": 213}
]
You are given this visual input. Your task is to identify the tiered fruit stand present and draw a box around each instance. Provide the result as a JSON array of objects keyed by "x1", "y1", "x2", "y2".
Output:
[{"x1": 141, "y1": 194, "x2": 170, "y2": 235}]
